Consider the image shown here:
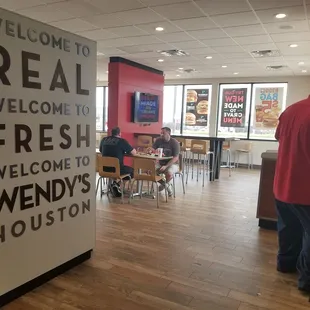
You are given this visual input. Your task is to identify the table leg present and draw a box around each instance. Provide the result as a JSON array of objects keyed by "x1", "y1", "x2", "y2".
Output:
[
  {"x1": 215, "y1": 141, "x2": 223, "y2": 179},
  {"x1": 209, "y1": 141, "x2": 215, "y2": 181}
]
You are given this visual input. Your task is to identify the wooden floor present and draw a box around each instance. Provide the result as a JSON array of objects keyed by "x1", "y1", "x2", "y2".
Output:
[{"x1": 5, "y1": 169, "x2": 310, "y2": 309}]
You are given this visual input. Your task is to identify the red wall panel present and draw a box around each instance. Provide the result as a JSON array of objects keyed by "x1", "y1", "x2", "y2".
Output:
[{"x1": 108, "y1": 60, "x2": 164, "y2": 148}]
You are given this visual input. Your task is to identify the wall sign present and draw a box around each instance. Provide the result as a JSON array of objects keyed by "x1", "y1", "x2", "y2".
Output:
[
  {"x1": 0, "y1": 8, "x2": 96, "y2": 297},
  {"x1": 220, "y1": 88, "x2": 247, "y2": 128}
]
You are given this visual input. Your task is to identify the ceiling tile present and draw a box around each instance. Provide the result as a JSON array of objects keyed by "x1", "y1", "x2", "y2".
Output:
[
  {"x1": 0, "y1": 0, "x2": 45, "y2": 10},
  {"x1": 201, "y1": 37, "x2": 237, "y2": 47},
  {"x1": 249, "y1": 0, "x2": 303, "y2": 10},
  {"x1": 188, "y1": 29, "x2": 228, "y2": 40},
  {"x1": 152, "y1": 2, "x2": 205, "y2": 20},
  {"x1": 195, "y1": 0, "x2": 251, "y2": 16},
  {"x1": 171, "y1": 40, "x2": 206, "y2": 49},
  {"x1": 113, "y1": 8, "x2": 165, "y2": 24},
  {"x1": 97, "y1": 37, "x2": 134, "y2": 48},
  {"x1": 82, "y1": 13, "x2": 132, "y2": 28},
  {"x1": 172, "y1": 17, "x2": 217, "y2": 30},
  {"x1": 137, "y1": 21, "x2": 180, "y2": 34},
  {"x1": 185, "y1": 47, "x2": 218, "y2": 55},
  {"x1": 84, "y1": 0, "x2": 146, "y2": 13},
  {"x1": 76, "y1": 29, "x2": 118, "y2": 40},
  {"x1": 223, "y1": 24, "x2": 266, "y2": 37},
  {"x1": 210, "y1": 11, "x2": 260, "y2": 27},
  {"x1": 271, "y1": 32, "x2": 310, "y2": 43},
  {"x1": 96, "y1": 47, "x2": 127, "y2": 56},
  {"x1": 213, "y1": 45, "x2": 246, "y2": 53},
  {"x1": 156, "y1": 32, "x2": 193, "y2": 42},
  {"x1": 46, "y1": 0, "x2": 100, "y2": 18},
  {"x1": 256, "y1": 6, "x2": 306, "y2": 24},
  {"x1": 263, "y1": 20, "x2": 310, "y2": 34},
  {"x1": 108, "y1": 26, "x2": 148, "y2": 37},
  {"x1": 277, "y1": 41, "x2": 310, "y2": 55},
  {"x1": 50, "y1": 18, "x2": 97, "y2": 32},
  {"x1": 129, "y1": 35, "x2": 163, "y2": 45},
  {"x1": 141, "y1": 0, "x2": 189, "y2": 5},
  {"x1": 18, "y1": 5, "x2": 73, "y2": 23},
  {"x1": 234, "y1": 35, "x2": 273, "y2": 45},
  {"x1": 118, "y1": 43, "x2": 173, "y2": 53}
]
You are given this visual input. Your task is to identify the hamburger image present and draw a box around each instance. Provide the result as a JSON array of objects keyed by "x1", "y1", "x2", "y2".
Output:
[
  {"x1": 196, "y1": 100, "x2": 208, "y2": 115},
  {"x1": 187, "y1": 90, "x2": 197, "y2": 103},
  {"x1": 263, "y1": 117, "x2": 278, "y2": 128},
  {"x1": 186, "y1": 112, "x2": 196, "y2": 125}
]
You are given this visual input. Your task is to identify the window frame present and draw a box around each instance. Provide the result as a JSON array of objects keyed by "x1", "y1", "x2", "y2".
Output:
[{"x1": 96, "y1": 86, "x2": 108, "y2": 133}]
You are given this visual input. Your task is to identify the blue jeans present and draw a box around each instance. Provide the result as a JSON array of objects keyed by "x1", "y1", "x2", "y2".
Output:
[{"x1": 276, "y1": 199, "x2": 310, "y2": 290}]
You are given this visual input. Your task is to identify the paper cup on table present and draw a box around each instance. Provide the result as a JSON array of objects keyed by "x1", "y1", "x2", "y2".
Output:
[{"x1": 158, "y1": 148, "x2": 163, "y2": 157}]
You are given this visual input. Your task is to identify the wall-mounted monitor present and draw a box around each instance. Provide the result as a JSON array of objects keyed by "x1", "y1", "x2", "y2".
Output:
[{"x1": 132, "y1": 92, "x2": 159, "y2": 123}]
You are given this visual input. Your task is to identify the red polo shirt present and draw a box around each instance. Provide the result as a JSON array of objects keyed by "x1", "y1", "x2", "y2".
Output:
[{"x1": 274, "y1": 96, "x2": 310, "y2": 205}]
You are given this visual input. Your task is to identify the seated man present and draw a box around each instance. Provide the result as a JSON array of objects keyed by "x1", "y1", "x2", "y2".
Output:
[
  {"x1": 152, "y1": 127, "x2": 180, "y2": 196},
  {"x1": 100, "y1": 127, "x2": 136, "y2": 195}
]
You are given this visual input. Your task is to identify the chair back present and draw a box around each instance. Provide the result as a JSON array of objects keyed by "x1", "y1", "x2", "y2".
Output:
[
  {"x1": 175, "y1": 138, "x2": 186, "y2": 152},
  {"x1": 133, "y1": 158, "x2": 156, "y2": 182},
  {"x1": 137, "y1": 135, "x2": 153, "y2": 148},
  {"x1": 235, "y1": 141, "x2": 253, "y2": 152},
  {"x1": 97, "y1": 155, "x2": 120, "y2": 178},
  {"x1": 185, "y1": 139, "x2": 192, "y2": 148},
  {"x1": 222, "y1": 141, "x2": 231, "y2": 150},
  {"x1": 191, "y1": 139, "x2": 208, "y2": 154}
]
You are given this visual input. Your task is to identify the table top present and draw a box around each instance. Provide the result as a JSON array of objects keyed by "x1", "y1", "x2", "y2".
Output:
[
  {"x1": 126, "y1": 153, "x2": 173, "y2": 160},
  {"x1": 133, "y1": 133, "x2": 239, "y2": 141}
]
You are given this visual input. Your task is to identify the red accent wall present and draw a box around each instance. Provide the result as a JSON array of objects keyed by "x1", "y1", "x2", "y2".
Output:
[{"x1": 108, "y1": 61, "x2": 164, "y2": 147}]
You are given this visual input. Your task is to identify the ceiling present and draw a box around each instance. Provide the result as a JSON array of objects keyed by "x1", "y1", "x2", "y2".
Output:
[{"x1": 2, "y1": 0, "x2": 310, "y2": 81}]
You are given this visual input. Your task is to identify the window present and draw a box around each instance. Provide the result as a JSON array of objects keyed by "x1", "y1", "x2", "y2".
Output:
[
  {"x1": 217, "y1": 84, "x2": 252, "y2": 139},
  {"x1": 249, "y1": 83, "x2": 287, "y2": 140},
  {"x1": 183, "y1": 85, "x2": 212, "y2": 136},
  {"x1": 96, "y1": 87, "x2": 104, "y2": 131},
  {"x1": 105, "y1": 87, "x2": 109, "y2": 132},
  {"x1": 216, "y1": 82, "x2": 288, "y2": 140},
  {"x1": 163, "y1": 85, "x2": 183, "y2": 134}
]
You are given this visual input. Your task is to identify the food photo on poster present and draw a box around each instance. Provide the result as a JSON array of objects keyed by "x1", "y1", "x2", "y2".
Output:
[
  {"x1": 185, "y1": 88, "x2": 209, "y2": 126},
  {"x1": 220, "y1": 88, "x2": 247, "y2": 128},
  {"x1": 254, "y1": 87, "x2": 284, "y2": 129}
]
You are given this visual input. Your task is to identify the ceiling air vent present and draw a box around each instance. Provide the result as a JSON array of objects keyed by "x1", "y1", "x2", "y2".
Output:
[
  {"x1": 158, "y1": 49, "x2": 189, "y2": 57},
  {"x1": 251, "y1": 50, "x2": 281, "y2": 58},
  {"x1": 183, "y1": 68, "x2": 196, "y2": 73},
  {"x1": 266, "y1": 65, "x2": 287, "y2": 71}
]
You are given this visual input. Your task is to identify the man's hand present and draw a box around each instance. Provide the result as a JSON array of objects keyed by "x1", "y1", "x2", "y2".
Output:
[{"x1": 159, "y1": 165, "x2": 167, "y2": 172}]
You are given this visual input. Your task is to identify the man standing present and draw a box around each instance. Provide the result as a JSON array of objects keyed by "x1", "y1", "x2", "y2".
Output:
[
  {"x1": 152, "y1": 127, "x2": 180, "y2": 196},
  {"x1": 274, "y1": 96, "x2": 310, "y2": 292},
  {"x1": 100, "y1": 126, "x2": 136, "y2": 179}
]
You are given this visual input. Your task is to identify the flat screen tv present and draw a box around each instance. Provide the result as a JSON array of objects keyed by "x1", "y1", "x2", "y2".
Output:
[{"x1": 132, "y1": 92, "x2": 159, "y2": 123}]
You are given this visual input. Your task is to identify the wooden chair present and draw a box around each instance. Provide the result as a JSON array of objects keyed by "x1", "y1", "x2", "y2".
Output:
[
  {"x1": 96, "y1": 155, "x2": 131, "y2": 204},
  {"x1": 235, "y1": 142, "x2": 253, "y2": 169},
  {"x1": 187, "y1": 140, "x2": 215, "y2": 187},
  {"x1": 136, "y1": 135, "x2": 153, "y2": 152},
  {"x1": 129, "y1": 158, "x2": 167, "y2": 208},
  {"x1": 172, "y1": 153, "x2": 186, "y2": 197}
]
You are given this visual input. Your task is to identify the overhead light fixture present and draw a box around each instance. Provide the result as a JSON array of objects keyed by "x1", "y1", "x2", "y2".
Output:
[
  {"x1": 298, "y1": 61, "x2": 305, "y2": 65},
  {"x1": 155, "y1": 26, "x2": 164, "y2": 32},
  {"x1": 106, "y1": 71, "x2": 109, "y2": 73},
  {"x1": 97, "y1": 52, "x2": 104, "y2": 56},
  {"x1": 176, "y1": 74, "x2": 180, "y2": 77},
  {"x1": 178, "y1": 67, "x2": 184, "y2": 70},
  {"x1": 205, "y1": 56, "x2": 213, "y2": 59},
  {"x1": 222, "y1": 65, "x2": 227, "y2": 68},
  {"x1": 302, "y1": 69, "x2": 307, "y2": 73},
  {"x1": 275, "y1": 13, "x2": 287, "y2": 19},
  {"x1": 233, "y1": 72, "x2": 239, "y2": 75},
  {"x1": 289, "y1": 44, "x2": 298, "y2": 48},
  {"x1": 158, "y1": 59, "x2": 164, "y2": 62}
]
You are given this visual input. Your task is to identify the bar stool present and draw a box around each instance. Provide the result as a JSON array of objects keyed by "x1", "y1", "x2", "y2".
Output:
[
  {"x1": 172, "y1": 153, "x2": 186, "y2": 197},
  {"x1": 175, "y1": 137, "x2": 187, "y2": 172},
  {"x1": 221, "y1": 141, "x2": 234, "y2": 177},
  {"x1": 186, "y1": 140, "x2": 215, "y2": 187},
  {"x1": 235, "y1": 142, "x2": 253, "y2": 169}
]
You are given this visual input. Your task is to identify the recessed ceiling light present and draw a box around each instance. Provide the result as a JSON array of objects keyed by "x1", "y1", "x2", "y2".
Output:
[
  {"x1": 289, "y1": 44, "x2": 298, "y2": 48},
  {"x1": 155, "y1": 26, "x2": 164, "y2": 32},
  {"x1": 302, "y1": 69, "x2": 307, "y2": 73},
  {"x1": 222, "y1": 65, "x2": 227, "y2": 68},
  {"x1": 158, "y1": 59, "x2": 164, "y2": 62},
  {"x1": 205, "y1": 56, "x2": 213, "y2": 59},
  {"x1": 233, "y1": 72, "x2": 239, "y2": 75},
  {"x1": 176, "y1": 74, "x2": 180, "y2": 77},
  {"x1": 179, "y1": 67, "x2": 184, "y2": 70},
  {"x1": 106, "y1": 71, "x2": 109, "y2": 73},
  {"x1": 97, "y1": 52, "x2": 104, "y2": 56},
  {"x1": 275, "y1": 13, "x2": 287, "y2": 19},
  {"x1": 298, "y1": 61, "x2": 305, "y2": 65}
]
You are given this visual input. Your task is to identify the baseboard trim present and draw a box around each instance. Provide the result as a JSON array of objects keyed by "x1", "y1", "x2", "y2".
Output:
[
  {"x1": 258, "y1": 219, "x2": 277, "y2": 231},
  {"x1": 0, "y1": 250, "x2": 92, "y2": 307}
]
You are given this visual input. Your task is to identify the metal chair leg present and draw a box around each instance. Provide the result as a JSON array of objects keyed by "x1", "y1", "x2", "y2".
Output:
[
  {"x1": 181, "y1": 173, "x2": 185, "y2": 194},
  {"x1": 202, "y1": 155, "x2": 205, "y2": 187},
  {"x1": 172, "y1": 175, "x2": 176, "y2": 198}
]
